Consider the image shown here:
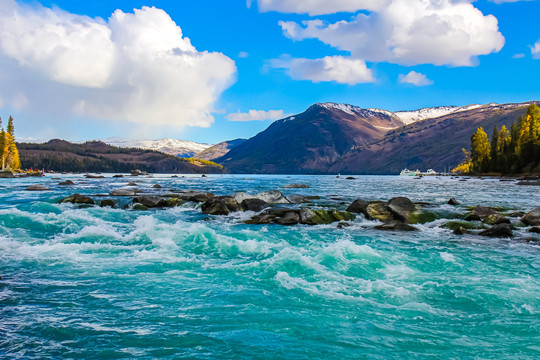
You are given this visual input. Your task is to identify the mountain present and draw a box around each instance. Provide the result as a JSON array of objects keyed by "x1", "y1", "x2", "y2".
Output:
[
  {"x1": 217, "y1": 102, "x2": 405, "y2": 174},
  {"x1": 218, "y1": 101, "x2": 536, "y2": 174},
  {"x1": 330, "y1": 102, "x2": 535, "y2": 174},
  {"x1": 102, "y1": 137, "x2": 212, "y2": 158},
  {"x1": 17, "y1": 140, "x2": 225, "y2": 174},
  {"x1": 197, "y1": 139, "x2": 247, "y2": 161}
]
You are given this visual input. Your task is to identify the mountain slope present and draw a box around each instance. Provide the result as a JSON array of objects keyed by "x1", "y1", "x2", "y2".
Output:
[
  {"x1": 102, "y1": 137, "x2": 212, "y2": 157},
  {"x1": 330, "y1": 102, "x2": 535, "y2": 174},
  {"x1": 197, "y1": 139, "x2": 247, "y2": 161},
  {"x1": 219, "y1": 101, "x2": 536, "y2": 174},
  {"x1": 18, "y1": 140, "x2": 225, "y2": 174},
  {"x1": 218, "y1": 103, "x2": 405, "y2": 174}
]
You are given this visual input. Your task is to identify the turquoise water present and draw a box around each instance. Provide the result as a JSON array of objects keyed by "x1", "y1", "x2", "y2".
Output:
[{"x1": 0, "y1": 175, "x2": 539, "y2": 359}]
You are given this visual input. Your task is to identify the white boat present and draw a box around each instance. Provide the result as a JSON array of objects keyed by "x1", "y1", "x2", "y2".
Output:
[
  {"x1": 400, "y1": 168, "x2": 421, "y2": 176},
  {"x1": 423, "y1": 169, "x2": 438, "y2": 176}
]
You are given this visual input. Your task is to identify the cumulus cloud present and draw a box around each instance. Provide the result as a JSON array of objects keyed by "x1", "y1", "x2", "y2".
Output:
[
  {"x1": 255, "y1": 0, "x2": 383, "y2": 16},
  {"x1": 271, "y1": 56, "x2": 374, "y2": 85},
  {"x1": 227, "y1": 109, "x2": 288, "y2": 121},
  {"x1": 0, "y1": 1, "x2": 236, "y2": 128},
  {"x1": 399, "y1": 71, "x2": 433, "y2": 86},
  {"x1": 532, "y1": 40, "x2": 540, "y2": 59},
  {"x1": 489, "y1": 0, "x2": 533, "y2": 3},
  {"x1": 278, "y1": 0, "x2": 505, "y2": 67}
]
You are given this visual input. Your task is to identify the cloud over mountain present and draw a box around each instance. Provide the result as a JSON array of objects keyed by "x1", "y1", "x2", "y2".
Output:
[{"x1": 0, "y1": 1, "x2": 236, "y2": 128}]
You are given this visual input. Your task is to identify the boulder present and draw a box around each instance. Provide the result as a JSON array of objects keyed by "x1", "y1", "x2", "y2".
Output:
[
  {"x1": 387, "y1": 197, "x2": 417, "y2": 222},
  {"x1": 521, "y1": 208, "x2": 540, "y2": 226},
  {"x1": 442, "y1": 221, "x2": 479, "y2": 232},
  {"x1": 529, "y1": 227, "x2": 540, "y2": 234},
  {"x1": 100, "y1": 199, "x2": 116, "y2": 208},
  {"x1": 26, "y1": 185, "x2": 50, "y2": 191},
  {"x1": 448, "y1": 198, "x2": 460, "y2": 206},
  {"x1": 85, "y1": 174, "x2": 104, "y2": 179},
  {"x1": 365, "y1": 202, "x2": 394, "y2": 223},
  {"x1": 337, "y1": 222, "x2": 352, "y2": 229},
  {"x1": 244, "y1": 213, "x2": 276, "y2": 225},
  {"x1": 110, "y1": 189, "x2": 136, "y2": 196},
  {"x1": 464, "y1": 206, "x2": 498, "y2": 221},
  {"x1": 374, "y1": 223, "x2": 418, "y2": 231},
  {"x1": 299, "y1": 208, "x2": 355, "y2": 225},
  {"x1": 201, "y1": 196, "x2": 241, "y2": 215},
  {"x1": 241, "y1": 199, "x2": 269, "y2": 212},
  {"x1": 275, "y1": 211, "x2": 300, "y2": 225},
  {"x1": 484, "y1": 214, "x2": 511, "y2": 225},
  {"x1": 346, "y1": 177, "x2": 356, "y2": 180},
  {"x1": 133, "y1": 196, "x2": 167, "y2": 208},
  {"x1": 152, "y1": 184, "x2": 162, "y2": 189},
  {"x1": 127, "y1": 182, "x2": 138, "y2": 186},
  {"x1": 283, "y1": 184, "x2": 310, "y2": 188},
  {"x1": 453, "y1": 226, "x2": 469, "y2": 235},
  {"x1": 164, "y1": 198, "x2": 184, "y2": 207},
  {"x1": 286, "y1": 194, "x2": 310, "y2": 204},
  {"x1": 133, "y1": 204, "x2": 149, "y2": 211},
  {"x1": 234, "y1": 190, "x2": 290, "y2": 204},
  {"x1": 60, "y1": 193, "x2": 95, "y2": 205},
  {"x1": 479, "y1": 223, "x2": 513, "y2": 238},
  {"x1": 0, "y1": 170, "x2": 14, "y2": 178},
  {"x1": 113, "y1": 175, "x2": 124, "y2": 178},
  {"x1": 346, "y1": 199, "x2": 369, "y2": 215},
  {"x1": 408, "y1": 211, "x2": 440, "y2": 224},
  {"x1": 178, "y1": 191, "x2": 215, "y2": 202},
  {"x1": 59, "y1": 180, "x2": 75, "y2": 186}
]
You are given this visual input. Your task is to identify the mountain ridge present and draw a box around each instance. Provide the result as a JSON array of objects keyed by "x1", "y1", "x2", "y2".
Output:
[{"x1": 218, "y1": 101, "x2": 537, "y2": 174}]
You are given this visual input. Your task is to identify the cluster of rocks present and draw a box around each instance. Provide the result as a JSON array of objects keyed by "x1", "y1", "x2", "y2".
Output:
[{"x1": 50, "y1": 182, "x2": 540, "y2": 239}]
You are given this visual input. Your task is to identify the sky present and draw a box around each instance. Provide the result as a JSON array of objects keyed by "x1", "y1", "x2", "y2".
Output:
[{"x1": 0, "y1": 0, "x2": 539, "y2": 144}]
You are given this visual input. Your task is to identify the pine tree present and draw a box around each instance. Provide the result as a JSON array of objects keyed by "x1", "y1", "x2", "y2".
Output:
[
  {"x1": 5, "y1": 116, "x2": 21, "y2": 170},
  {"x1": 471, "y1": 127, "x2": 491, "y2": 173},
  {"x1": 490, "y1": 126, "x2": 499, "y2": 171},
  {"x1": 0, "y1": 117, "x2": 5, "y2": 170}
]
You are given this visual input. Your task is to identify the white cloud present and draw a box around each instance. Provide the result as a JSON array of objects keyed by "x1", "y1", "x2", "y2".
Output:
[
  {"x1": 271, "y1": 56, "x2": 374, "y2": 85},
  {"x1": 227, "y1": 109, "x2": 287, "y2": 121},
  {"x1": 532, "y1": 40, "x2": 540, "y2": 59},
  {"x1": 0, "y1": 1, "x2": 236, "y2": 128},
  {"x1": 512, "y1": 53, "x2": 525, "y2": 59},
  {"x1": 399, "y1": 71, "x2": 433, "y2": 86},
  {"x1": 489, "y1": 0, "x2": 533, "y2": 3},
  {"x1": 238, "y1": 51, "x2": 250, "y2": 58},
  {"x1": 255, "y1": 0, "x2": 384, "y2": 16},
  {"x1": 273, "y1": 0, "x2": 505, "y2": 67}
]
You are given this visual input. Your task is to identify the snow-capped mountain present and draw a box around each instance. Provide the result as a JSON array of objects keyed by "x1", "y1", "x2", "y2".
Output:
[
  {"x1": 393, "y1": 104, "x2": 483, "y2": 125},
  {"x1": 102, "y1": 137, "x2": 213, "y2": 158}
]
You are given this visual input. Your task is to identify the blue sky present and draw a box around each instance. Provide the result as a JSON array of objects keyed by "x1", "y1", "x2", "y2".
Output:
[{"x1": 0, "y1": 0, "x2": 539, "y2": 144}]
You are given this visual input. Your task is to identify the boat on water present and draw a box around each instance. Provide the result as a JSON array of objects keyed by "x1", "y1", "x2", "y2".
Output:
[
  {"x1": 400, "y1": 168, "x2": 421, "y2": 176},
  {"x1": 400, "y1": 168, "x2": 439, "y2": 176}
]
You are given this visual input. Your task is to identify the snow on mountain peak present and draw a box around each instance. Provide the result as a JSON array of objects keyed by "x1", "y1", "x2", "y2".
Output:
[{"x1": 102, "y1": 137, "x2": 213, "y2": 157}]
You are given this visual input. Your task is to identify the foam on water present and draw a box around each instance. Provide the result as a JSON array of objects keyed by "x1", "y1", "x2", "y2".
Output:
[{"x1": 0, "y1": 174, "x2": 539, "y2": 359}]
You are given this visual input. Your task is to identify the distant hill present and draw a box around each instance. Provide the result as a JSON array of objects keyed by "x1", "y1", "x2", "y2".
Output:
[
  {"x1": 218, "y1": 101, "x2": 537, "y2": 174},
  {"x1": 197, "y1": 138, "x2": 247, "y2": 161},
  {"x1": 17, "y1": 140, "x2": 225, "y2": 174},
  {"x1": 101, "y1": 137, "x2": 212, "y2": 158}
]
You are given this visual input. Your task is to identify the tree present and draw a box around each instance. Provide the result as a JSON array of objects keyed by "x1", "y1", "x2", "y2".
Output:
[
  {"x1": 490, "y1": 126, "x2": 499, "y2": 171},
  {"x1": 452, "y1": 148, "x2": 472, "y2": 174},
  {"x1": 470, "y1": 127, "x2": 491, "y2": 173},
  {"x1": 0, "y1": 117, "x2": 5, "y2": 170},
  {"x1": 3, "y1": 116, "x2": 21, "y2": 170}
]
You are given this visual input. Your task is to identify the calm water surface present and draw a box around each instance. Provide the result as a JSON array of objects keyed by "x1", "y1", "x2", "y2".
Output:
[{"x1": 0, "y1": 175, "x2": 539, "y2": 359}]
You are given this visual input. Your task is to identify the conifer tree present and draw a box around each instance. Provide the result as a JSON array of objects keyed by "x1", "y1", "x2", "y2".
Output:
[
  {"x1": 490, "y1": 126, "x2": 499, "y2": 171},
  {"x1": 0, "y1": 117, "x2": 4, "y2": 170},
  {"x1": 5, "y1": 116, "x2": 21, "y2": 170},
  {"x1": 471, "y1": 127, "x2": 491, "y2": 173}
]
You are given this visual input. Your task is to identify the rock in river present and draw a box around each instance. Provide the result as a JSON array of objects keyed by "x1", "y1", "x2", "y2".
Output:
[
  {"x1": 241, "y1": 199, "x2": 269, "y2": 212},
  {"x1": 133, "y1": 196, "x2": 167, "y2": 208},
  {"x1": 61, "y1": 193, "x2": 95, "y2": 205},
  {"x1": 387, "y1": 197, "x2": 417, "y2": 222},
  {"x1": 464, "y1": 205, "x2": 498, "y2": 221},
  {"x1": 479, "y1": 223, "x2": 513, "y2": 238},
  {"x1": 521, "y1": 208, "x2": 540, "y2": 226},
  {"x1": 110, "y1": 189, "x2": 136, "y2": 196},
  {"x1": 202, "y1": 196, "x2": 241, "y2": 215},
  {"x1": 26, "y1": 185, "x2": 50, "y2": 191}
]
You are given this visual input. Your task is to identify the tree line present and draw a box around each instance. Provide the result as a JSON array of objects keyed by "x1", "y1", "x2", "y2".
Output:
[
  {"x1": 0, "y1": 116, "x2": 21, "y2": 171},
  {"x1": 453, "y1": 104, "x2": 540, "y2": 174}
]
